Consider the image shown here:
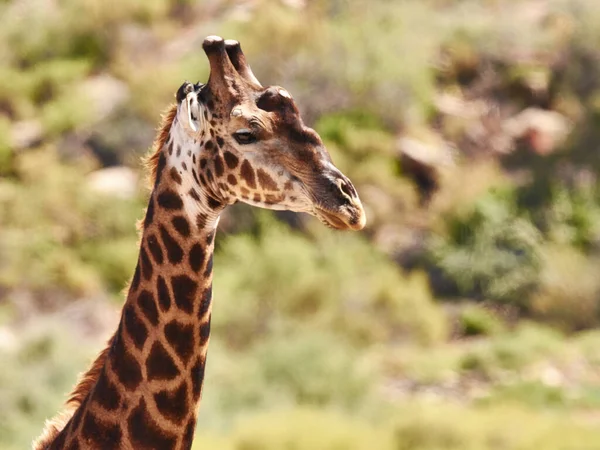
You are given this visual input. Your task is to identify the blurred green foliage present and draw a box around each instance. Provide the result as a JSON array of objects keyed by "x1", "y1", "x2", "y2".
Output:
[{"x1": 2, "y1": 0, "x2": 600, "y2": 448}]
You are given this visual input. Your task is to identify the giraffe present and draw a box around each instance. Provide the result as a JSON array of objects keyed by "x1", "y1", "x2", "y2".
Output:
[{"x1": 34, "y1": 35, "x2": 365, "y2": 450}]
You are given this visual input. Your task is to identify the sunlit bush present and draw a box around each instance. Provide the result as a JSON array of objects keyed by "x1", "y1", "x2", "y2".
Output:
[
  {"x1": 531, "y1": 246, "x2": 600, "y2": 332},
  {"x1": 430, "y1": 188, "x2": 542, "y2": 306},
  {"x1": 214, "y1": 215, "x2": 447, "y2": 347},
  {"x1": 0, "y1": 148, "x2": 143, "y2": 299},
  {"x1": 457, "y1": 303, "x2": 505, "y2": 337}
]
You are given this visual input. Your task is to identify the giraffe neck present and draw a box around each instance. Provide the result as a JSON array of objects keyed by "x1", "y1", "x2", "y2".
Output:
[{"x1": 50, "y1": 120, "x2": 222, "y2": 450}]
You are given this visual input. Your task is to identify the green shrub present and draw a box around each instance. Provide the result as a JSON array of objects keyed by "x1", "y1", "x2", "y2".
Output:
[
  {"x1": 230, "y1": 408, "x2": 389, "y2": 450},
  {"x1": 458, "y1": 304, "x2": 505, "y2": 337},
  {"x1": 485, "y1": 381, "x2": 568, "y2": 409},
  {"x1": 0, "y1": 324, "x2": 95, "y2": 450},
  {"x1": 390, "y1": 400, "x2": 600, "y2": 450},
  {"x1": 253, "y1": 330, "x2": 371, "y2": 408},
  {"x1": 460, "y1": 323, "x2": 564, "y2": 379},
  {"x1": 545, "y1": 185, "x2": 600, "y2": 249},
  {"x1": 0, "y1": 116, "x2": 13, "y2": 175},
  {"x1": 430, "y1": 187, "x2": 542, "y2": 306},
  {"x1": 0, "y1": 148, "x2": 143, "y2": 298},
  {"x1": 531, "y1": 246, "x2": 600, "y2": 332},
  {"x1": 214, "y1": 214, "x2": 447, "y2": 347}
]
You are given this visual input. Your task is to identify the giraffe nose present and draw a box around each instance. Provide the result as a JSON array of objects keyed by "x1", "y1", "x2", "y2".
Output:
[{"x1": 336, "y1": 177, "x2": 358, "y2": 203}]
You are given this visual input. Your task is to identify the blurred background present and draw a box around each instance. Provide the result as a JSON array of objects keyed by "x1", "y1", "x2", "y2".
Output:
[{"x1": 2, "y1": 0, "x2": 600, "y2": 448}]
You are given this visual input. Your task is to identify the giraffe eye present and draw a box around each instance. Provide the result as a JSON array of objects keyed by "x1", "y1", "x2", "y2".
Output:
[{"x1": 233, "y1": 129, "x2": 257, "y2": 145}]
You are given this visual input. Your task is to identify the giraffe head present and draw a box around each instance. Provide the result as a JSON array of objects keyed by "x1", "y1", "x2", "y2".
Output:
[{"x1": 174, "y1": 36, "x2": 365, "y2": 231}]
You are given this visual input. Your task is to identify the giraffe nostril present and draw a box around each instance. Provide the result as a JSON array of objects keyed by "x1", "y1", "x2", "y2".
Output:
[{"x1": 337, "y1": 178, "x2": 356, "y2": 201}]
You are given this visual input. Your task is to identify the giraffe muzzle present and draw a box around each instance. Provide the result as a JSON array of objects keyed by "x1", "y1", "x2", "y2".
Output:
[{"x1": 312, "y1": 174, "x2": 366, "y2": 231}]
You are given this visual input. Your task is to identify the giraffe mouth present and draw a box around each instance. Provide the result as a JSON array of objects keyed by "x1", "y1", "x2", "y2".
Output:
[{"x1": 314, "y1": 206, "x2": 366, "y2": 231}]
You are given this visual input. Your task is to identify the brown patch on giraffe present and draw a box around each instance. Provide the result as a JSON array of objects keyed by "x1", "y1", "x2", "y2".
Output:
[
  {"x1": 164, "y1": 320, "x2": 195, "y2": 366},
  {"x1": 257, "y1": 168, "x2": 278, "y2": 191},
  {"x1": 216, "y1": 136, "x2": 225, "y2": 148},
  {"x1": 206, "y1": 230, "x2": 215, "y2": 246},
  {"x1": 223, "y1": 151, "x2": 239, "y2": 169},
  {"x1": 124, "y1": 303, "x2": 148, "y2": 350},
  {"x1": 240, "y1": 186, "x2": 250, "y2": 197},
  {"x1": 192, "y1": 168, "x2": 201, "y2": 185},
  {"x1": 205, "y1": 168, "x2": 214, "y2": 182},
  {"x1": 205, "y1": 140, "x2": 214, "y2": 151},
  {"x1": 147, "y1": 233, "x2": 164, "y2": 265},
  {"x1": 111, "y1": 331, "x2": 143, "y2": 390},
  {"x1": 176, "y1": 145, "x2": 181, "y2": 157},
  {"x1": 140, "y1": 246, "x2": 153, "y2": 281},
  {"x1": 182, "y1": 417, "x2": 197, "y2": 450},
  {"x1": 169, "y1": 167, "x2": 182, "y2": 185},
  {"x1": 189, "y1": 188, "x2": 201, "y2": 202},
  {"x1": 284, "y1": 180, "x2": 293, "y2": 190},
  {"x1": 196, "y1": 213, "x2": 207, "y2": 229},
  {"x1": 189, "y1": 243, "x2": 205, "y2": 272},
  {"x1": 153, "y1": 380, "x2": 188, "y2": 425},
  {"x1": 214, "y1": 154, "x2": 225, "y2": 176},
  {"x1": 66, "y1": 440, "x2": 81, "y2": 450},
  {"x1": 198, "y1": 316, "x2": 211, "y2": 347},
  {"x1": 159, "y1": 225, "x2": 184, "y2": 264},
  {"x1": 182, "y1": 161, "x2": 188, "y2": 171},
  {"x1": 171, "y1": 274, "x2": 197, "y2": 314},
  {"x1": 128, "y1": 398, "x2": 177, "y2": 449},
  {"x1": 253, "y1": 193, "x2": 262, "y2": 203},
  {"x1": 227, "y1": 174, "x2": 237, "y2": 185},
  {"x1": 203, "y1": 254, "x2": 213, "y2": 278},
  {"x1": 171, "y1": 215, "x2": 191, "y2": 237},
  {"x1": 93, "y1": 369, "x2": 121, "y2": 411},
  {"x1": 157, "y1": 189, "x2": 183, "y2": 210},
  {"x1": 206, "y1": 195, "x2": 221, "y2": 210},
  {"x1": 146, "y1": 104, "x2": 177, "y2": 188},
  {"x1": 143, "y1": 199, "x2": 155, "y2": 229},
  {"x1": 240, "y1": 160, "x2": 256, "y2": 188},
  {"x1": 264, "y1": 193, "x2": 285, "y2": 204},
  {"x1": 198, "y1": 288, "x2": 212, "y2": 320},
  {"x1": 47, "y1": 427, "x2": 67, "y2": 449},
  {"x1": 168, "y1": 143, "x2": 173, "y2": 156},
  {"x1": 138, "y1": 290, "x2": 159, "y2": 326},
  {"x1": 147, "y1": 341, "x2": 180, "y2": 380},
  {"x1": 157, "y1": 275, "x2": 171, "y2": 312},
  {"x1": 200, "y1": 158, "x2": 207, "y2": 169},
  {"x1": 70, "y1": 403, "x2": 85, "y2": 433},
  {"x1": 130, "y1": 264, "x2": 141, "y2": 293},
  {"x1": 81, "y1": 412, "x2": 122, "y2": 449},
  {"x1": 154, "y1": 153, "x2": 167, "y2": 188},
  {"x1": 190, "y1": 357, "x2": 206, "y2": 402}
]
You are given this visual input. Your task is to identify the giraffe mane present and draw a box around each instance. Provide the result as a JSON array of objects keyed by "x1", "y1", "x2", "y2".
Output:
[
  {"x1": 33, "y1": 106, "x2": 179, "y2": 450},
  {"x1": 146, "y1": 103, "x2": 178, "y2": 188},
  {"x1": 33, "y1": 334, "x2": 115, "y2": 450}
]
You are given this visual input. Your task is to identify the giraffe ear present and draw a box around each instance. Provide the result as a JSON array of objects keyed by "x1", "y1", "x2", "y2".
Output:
[
  {"x1": 224, "y1": 40, "x2": 262, "y2": 90},
  {"x1": 202, "y1": 35, "x2": 243, "y2": 103}
]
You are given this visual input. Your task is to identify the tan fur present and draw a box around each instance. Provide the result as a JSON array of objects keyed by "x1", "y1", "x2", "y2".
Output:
[{"x1": 32, "y1": 107, "x2": 177, "y2": 450}]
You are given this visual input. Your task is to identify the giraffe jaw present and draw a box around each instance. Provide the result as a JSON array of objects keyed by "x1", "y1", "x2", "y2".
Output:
[{"x1": 314, "y1": 205, "x2": 366, "y2": 231}]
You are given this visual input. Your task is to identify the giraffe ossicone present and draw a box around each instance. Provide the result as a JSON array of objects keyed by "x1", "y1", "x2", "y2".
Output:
[{"x1": 35, "y1": 35, "x2": 365, "y2": 450}]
